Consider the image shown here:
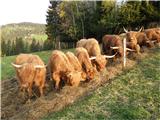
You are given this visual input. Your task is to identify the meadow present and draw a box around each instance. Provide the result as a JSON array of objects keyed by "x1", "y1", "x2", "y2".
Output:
[
  {"x1": 1, "y1": 48, "x2": 160, "y2": 120},
  {"x1": 43, "y1": 48, "x2": 160, "y2": 120}
]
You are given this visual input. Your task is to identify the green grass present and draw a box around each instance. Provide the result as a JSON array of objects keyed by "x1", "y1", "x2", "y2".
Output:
[
  {"x1": 1, "y1": 49, "x2": 74, "y2": 80},
  {"x1": 43, "y1": 48, "x2": 160, "y2": 120}
]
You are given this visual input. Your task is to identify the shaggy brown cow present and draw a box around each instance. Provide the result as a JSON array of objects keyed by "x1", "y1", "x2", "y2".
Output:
[
  {"x1": 102, "y1": 35, "x2": 136, "y2": 61},
  {"x1": 144, "y1": 28, "x2": 160, "y2": 43},
  {"x1": 49, "y1": 50, "x2": 82, "y2": 89},
  {"x1": 75, "y1": 47, "x2": 96, "y2": 80},
  {"x1": 102, "y1": 35, "x2": 123, "y2": 56},
  {"x1": 12, "y1": 54, "x2": 46, "y2": 97},
  {"x1": 66, "y1": 51, "x2": 87, "y2": 81},
  {"x1": 76, "y1": 38, "x2": 115, "y2": 71},
  {"x1": 124, "y1": 27, "x2": 153, "y2": 54}
]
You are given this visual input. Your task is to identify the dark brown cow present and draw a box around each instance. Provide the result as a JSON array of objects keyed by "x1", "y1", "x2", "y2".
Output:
[
  {"x1": 102, "y1": 35, "x2": 136, "y2": 62},
  {"x1": 49, "y1": 50, "x2": 82, "y2": 89},
  {"x1": 102, "y1": 35, "x2": 123, "y2": 57},
  {"x1": 12, "y1": 54, "x2": 46, "y2": 97}
]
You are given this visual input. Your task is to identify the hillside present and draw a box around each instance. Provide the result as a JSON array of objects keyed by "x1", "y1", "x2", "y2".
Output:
[{"x1": 1, "y1": 22, "x2": 47, "y2": 42}]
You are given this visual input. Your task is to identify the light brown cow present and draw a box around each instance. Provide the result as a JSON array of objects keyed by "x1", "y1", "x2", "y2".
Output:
[
  {"x1": 75, "y1": 47, "x2": 96, "y2": 80},
  {"x1": 49, "y1": 50, "x2": 82, "y2": 89},
  {"x1": 12, "y1": 54, "x2": 46, "y2": 97},
  {"x1": 77, "y1": 38, "x2": 115, "y2": 71},
  {"x1": 66, "y1": 52, "x2": 87, "y2": 81}
]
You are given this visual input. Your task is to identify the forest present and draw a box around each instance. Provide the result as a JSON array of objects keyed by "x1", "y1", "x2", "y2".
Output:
[{"x1": 1, "y1": 0, "x2": 160, "y2": 56}]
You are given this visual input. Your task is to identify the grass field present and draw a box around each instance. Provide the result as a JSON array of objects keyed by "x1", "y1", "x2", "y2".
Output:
[
  {"x1": 1, "y1": 49, "x2": 74, "y2": 80},
  {"x1": 43, "y1": 48, "x2": 160, "y2": 120}
]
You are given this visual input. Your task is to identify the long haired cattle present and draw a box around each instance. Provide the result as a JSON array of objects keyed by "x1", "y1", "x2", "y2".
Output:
[
  {"x1": 12, "y1": 54, "x2": 46, "y2": 98},
  {"x1": 66, "y1": 52, "x2": 87, "y2": 81},
  {"x1": 75, "y1": 47, "x2": 96, "y2": 80},
  {"x1": 123, "y1": 27, "x2": 153, "y2": 53},
  {"x1": 144, "y1": 28, "x2": 160, "y2": 43},
  {"x1": 77, "y1": 38, "x2": 115, "y2": 71},
  {"x1": 49, "y1": 50, "x2": 82, "y2": 89},
  {"x1": 102, "y1": 35, "x2": 135, "y2": 61}
]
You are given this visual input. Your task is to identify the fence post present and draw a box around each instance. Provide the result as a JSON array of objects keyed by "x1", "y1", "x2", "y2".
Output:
[{"x1": 123, "y1": 38, "x2": 126, "y2": 69}]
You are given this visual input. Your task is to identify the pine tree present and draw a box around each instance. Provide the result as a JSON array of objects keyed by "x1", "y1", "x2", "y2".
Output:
[
  {"x1": 1, "y1": 40, "x2": 6, "y2": 56},
  {"x1": 46, "y1": 1, "x2": 61, "y2": 49}
]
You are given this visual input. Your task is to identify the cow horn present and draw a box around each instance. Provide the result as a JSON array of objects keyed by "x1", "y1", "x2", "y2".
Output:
[
  {"x1": 34, "y1": 65, "x2": 46, "y2": 69},
  {"x1": 103, "y1": 53, "x2": 117, "y2": 59},
  {"x1": 146, "y1": 41, "x2": 150, "y2": 43},
  {"x1": 146, "y1": 40, "x2": 157, "y2": 43},
  {"x1": 126, "y1": 48, "x2": 136, "y2": 52},
  {"x1": 123, "y1": 27, "x2": 128, "y2": 33},
  {"x1": 89, "y1": 56, "x2": 96, "y2": 60},
  {"x1": 110, "y1": 46, "x2": 119, "y2": 49},
  {"x1": 138, "y1": 27, "x2": 143, "y2": 32},
  {"x1": 151, "y1": 40, "x2": 157, "y2": 43},
  {"x1": 11, "y1": 63, "x2": 23, "y2": 68}
]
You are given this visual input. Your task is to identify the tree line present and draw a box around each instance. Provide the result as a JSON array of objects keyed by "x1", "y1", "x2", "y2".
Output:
[
  {"x1": 45, "y1": 0, "x2": 160, "y2": 50},
  {"x1": 1, "y1": 37, "x2": 76, "y2": 56},
  {"x1": 1, "y1": 0, "x2": 159, "y2": 56}
]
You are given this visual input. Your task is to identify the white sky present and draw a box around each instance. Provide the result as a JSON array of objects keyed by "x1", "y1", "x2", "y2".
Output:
[{"x1": 0, "y1": 0, "x2": 50, "y2": 25}]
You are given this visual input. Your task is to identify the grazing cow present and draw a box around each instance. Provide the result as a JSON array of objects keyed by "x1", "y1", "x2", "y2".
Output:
[
  {"x1": 49, "y1": 50, "x2": 82, "y2": 89},
  {"x1": 123, "y1": 27, "x2": 153, "y2": 54},
  {"x1": 77, "y1": 38, "x2": 115, "y2": 71},
  {"x1": 144, "y1": 28, "x2": 160, "y2": 43},
  {"x1": 12, "y1": 54, "x2": 46, "y2": 97},
  {"x1": 102, "y1": 35, "x2": 136, "y2": 61},
  {"x1": 75, "y1": 47, "x2": 96, "y2": 80},
  {"x1": 66, "y1": 51, "x2": 87, "y2": 81}
]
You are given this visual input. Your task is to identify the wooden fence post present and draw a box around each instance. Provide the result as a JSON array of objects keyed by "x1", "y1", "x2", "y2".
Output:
[{"x1": 123, "y1": 38, "x2": 126, "y2": 69}]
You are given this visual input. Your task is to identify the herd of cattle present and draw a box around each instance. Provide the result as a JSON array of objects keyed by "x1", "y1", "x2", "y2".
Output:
[{"x1": 11, "y1": 27, "x2": 160, "y2": 98}]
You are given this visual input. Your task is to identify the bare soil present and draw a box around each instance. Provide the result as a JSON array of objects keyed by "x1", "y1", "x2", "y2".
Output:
[{"x1": 1, "y1": 48, "x2": 154, "y2": 120}]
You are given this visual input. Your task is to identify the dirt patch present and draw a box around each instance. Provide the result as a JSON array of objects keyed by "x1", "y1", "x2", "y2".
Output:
[{"x1": 1, "y1": 48, "x2": 157, "y2": 120}]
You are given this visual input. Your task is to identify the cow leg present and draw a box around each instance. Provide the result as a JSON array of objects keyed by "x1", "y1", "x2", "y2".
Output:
[
  {"x1": 52, "y1": 73, "x2": 60, "y2": 90},
  {"x1": 39, "y1": 80, "x2": 45, "y2": 96},
  {"x1": 27, "y1": 83, "x2": 33, "y2": 98},
  {"x1": 135, "y1": 45, "x2": 140, "y2": 54}
]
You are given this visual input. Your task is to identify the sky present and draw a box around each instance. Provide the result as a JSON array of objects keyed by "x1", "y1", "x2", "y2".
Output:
[{"x1": 0, "y1": 0, "x2": 50, "y2": 25}]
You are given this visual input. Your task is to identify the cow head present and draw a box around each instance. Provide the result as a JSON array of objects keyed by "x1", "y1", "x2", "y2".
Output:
[
  {"x1": 11, "y1": 63, "x2": 46, "y2": 88},
  {"x1": 92, "y1": 55, "x2": 107, "y2": 72},
  {"x1": 80, "y1": 71, "x2": 87, "y2": 81},
  {"x1": 123, "y1": 27, "x2": 143, "y2": 45},
  {"x1": 66, "y1": 71, "x2": 82, "y2": 87},
  {"x1": 86, "y1": 67, "x2": 96, "y2": 80}
]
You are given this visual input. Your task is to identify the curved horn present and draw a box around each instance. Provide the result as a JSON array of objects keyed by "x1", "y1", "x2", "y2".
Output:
[
  {"x1": 89, "y1": 56, "x2": 96, "y2": 60},
  {"x1": 11, "y1": 63, "x2": 23, "y2": 68},
  {"x1": 126, "y1": 48, "x2": 136, "y2": 52},
  {"x1": 103, "y1": 53, "x2": 117, "y2": 59},
  {"x1": 151, "y1": 40, "x2": 157, "y2": 43},
  {"x1": 34, "y1": 65, "x2": 46, "y2": 69},
  {"x1": 123, "y1": 27, "x2": 128, "y2": 33},
  {"x1": 110, "y1": 46, "x2": 119, "y2": 49},
  {"x1": 138, "y1": 27, "x2": 143, "y2": 32},
  {"x1": 146, "y1": 40, "x2": 157, "y2": 43}
]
